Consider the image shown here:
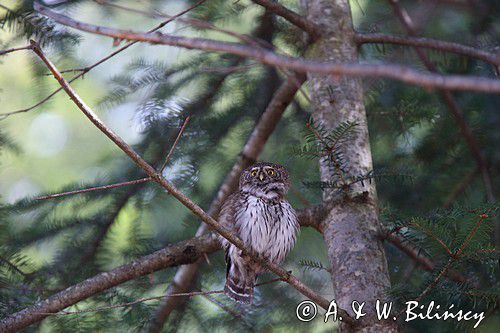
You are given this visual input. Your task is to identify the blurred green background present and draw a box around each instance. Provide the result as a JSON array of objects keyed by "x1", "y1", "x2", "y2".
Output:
[{"x1": 0, "y1": 0, "x2": 498, "y2": 332}]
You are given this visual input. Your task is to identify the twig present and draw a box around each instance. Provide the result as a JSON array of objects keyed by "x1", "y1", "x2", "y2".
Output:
[
  {"x1": 35, "y1": 290, "x2": 226, "y2": 315},
  {"x1": 454, "y1": 213, "x2": 489, "y2": 258},
  {"x1": 34, "y1": 4, "x2": 500, "y2": 93},
  {"x1": 0, "y1": 0, "x2": 206, "y2": 120},
  {"x1": 0, "y1": 45, "x2": 32, "y2": 56},
  {"x1": 355, "y1": 32, "x2": 500, "y2": 68},
  {"x1": 27, "y1": 40, "x2": 351, "y2": 324},
  {"x1": 31, "y1": 277, "x2": 285, "y2": 316},
  {"x1": 94, "y1": 0, "x2": 265, "y2": 49},
  {"x1": 34, "y1": 177, "x2": 150, "y2": 200},
  {"x1": 409, "y1": 222, "x2": 453, "y2": 256},
  {"x1": 159, "y1": 116, "x2": 191, "y2": 172}
]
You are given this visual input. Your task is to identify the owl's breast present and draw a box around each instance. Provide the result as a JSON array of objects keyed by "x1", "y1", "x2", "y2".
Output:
[{"x1": 235, "y1": 195, "x2": 299, "y2": 264}]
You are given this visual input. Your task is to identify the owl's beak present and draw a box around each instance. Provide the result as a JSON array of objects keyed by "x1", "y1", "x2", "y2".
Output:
[{"x1": 258, "y1": 173, "x2": 265, "y2": 181}]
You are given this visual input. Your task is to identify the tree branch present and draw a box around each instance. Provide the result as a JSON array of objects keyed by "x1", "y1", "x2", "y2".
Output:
[
  {"x1": 34, "y1": 177, "x2": 150, "y2": 200},
  {"x1": 34, "y1": 4, "x2": 500, "y2": 93},
  {"x1": 382, "y1": 232, "x2": 467, "y2": 284},
  {"x1": 355, "y1": 32, "x2": 500, "y2": 68}
]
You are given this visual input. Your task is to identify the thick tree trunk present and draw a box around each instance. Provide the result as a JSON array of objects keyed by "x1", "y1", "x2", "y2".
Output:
[{"x1": 303, "y1": 1, "x2": 397, "y2": 332}]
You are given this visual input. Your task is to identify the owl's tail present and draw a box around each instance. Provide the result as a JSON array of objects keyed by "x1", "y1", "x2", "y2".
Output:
[{"x1": 224, "y1": 257, "x2": 256, "y2": 304}]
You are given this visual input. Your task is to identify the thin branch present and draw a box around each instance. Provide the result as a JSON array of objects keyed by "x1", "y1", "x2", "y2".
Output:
[
  {"x1": 0, "y1": 0, "x2": 206, "y2": 121},
  {"x1": 0, "y1": 45, "x2": 32, "y2": 56},
  {"x1": 34, "y1": 177, "x2": 150, "y2": 200},
  {"x1": 31, "y1": 277, "x2": 285, "y2": 316},
  {"x1": 23, "y1": 40, "x2": 351, "y2": 325},
  {"x1": 382, "y1": 232, "x2": 467, "y2": 284},
  {"x1": 36, "y1": 290, "x2": 226, "y2": 315},
  {"x1": 34, "y1": 4, "x2": 500, "y2": 93},
  {"x1": 94, "y1": 0, "x2": 265, "y2": 49},
  {"x1": 355, "y1": 32, "x2": 500, "y2": 68},
  {"x1": 251, "y1": 0, "x2": 322, "y2": 38},
  {"x1": 454, "y1": 214, "x2": 489, "y2": 258},
  {"x1": 409, "y1": 222, "x2": 454, "y2": 256},
  {"x1": 396, "y1": 258, "x2": 455, "y2": 318},
  {"x1": 159, "y1": 116, "x2": 191, "y2": 172}
]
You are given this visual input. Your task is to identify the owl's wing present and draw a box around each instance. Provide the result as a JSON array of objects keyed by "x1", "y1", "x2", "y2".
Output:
[{"x1": 218, "y1": 192, "x2": 240, "y2": 248}]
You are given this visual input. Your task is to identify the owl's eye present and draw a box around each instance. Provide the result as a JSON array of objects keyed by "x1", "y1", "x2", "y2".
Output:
[
  {"x1": 266, "y1": 169, "x2": 275, "y2": 176},
  {"x1": 251, "y1": 170, "x2": 258, "y2": 177}
]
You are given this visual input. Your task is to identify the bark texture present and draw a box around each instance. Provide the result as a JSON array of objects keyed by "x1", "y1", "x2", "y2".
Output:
[{"x1": 303, "y1": 1, "x2": 397, "y2": 331}]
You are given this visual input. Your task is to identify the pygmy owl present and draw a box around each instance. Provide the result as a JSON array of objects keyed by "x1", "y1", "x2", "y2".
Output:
[{"x1": 219, "y1": 162, "x2": 299, "y2": 304}]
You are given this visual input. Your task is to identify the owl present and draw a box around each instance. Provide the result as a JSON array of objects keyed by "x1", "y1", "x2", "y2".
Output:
[{"x1": 219, "y1": 162, "x2": 299, "y2": 304}]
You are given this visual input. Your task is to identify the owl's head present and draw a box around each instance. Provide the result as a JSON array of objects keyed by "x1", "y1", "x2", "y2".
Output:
[{"x1": 239, "y1": 162, "x2": 290, "y2": 199}]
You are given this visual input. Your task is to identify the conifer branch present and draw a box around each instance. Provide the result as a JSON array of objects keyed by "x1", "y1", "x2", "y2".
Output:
[
  {"x1": 0, "y1": 234, "x2": 221, "y2": 332},
  {"x1": 355, "y1": 32, "x2": 500, "y2": 68},
  {"x1": 34, "y1": 4, "x2": 500, "y2": 93},
  {"x1": 383, "y1": 232, "x2": 467, "y2": 284},
  {"x1": 30, "y1": 278, "x2": 284, "y2": 316},
  {"x1": 0, "y1": 204, "x2": 337, "y2": 332},
  {"x1": 34, "y1": 178, "x2": 151, "y2": 200}
]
